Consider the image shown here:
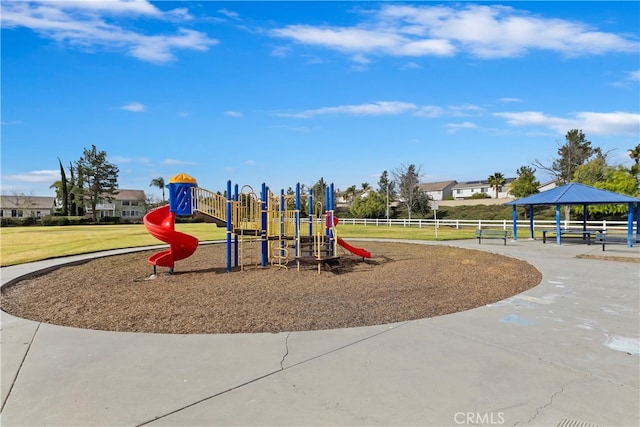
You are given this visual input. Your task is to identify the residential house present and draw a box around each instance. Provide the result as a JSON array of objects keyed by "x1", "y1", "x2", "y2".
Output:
[
  {"x1": 0, "y1": 195, "x2": 56, "y2": 219},
  {"x1": 451, "y1": 178, "x2": 515, "y2": 200},
  {"x1": 85, "y1": 189, "x2": 147, "y2": 221},
  {"x1": 538, "y1": 179, "x2": 559, "y2": 193},
  {"x1": 417, "y1": 180, "x2": 457, "y2": 201}
]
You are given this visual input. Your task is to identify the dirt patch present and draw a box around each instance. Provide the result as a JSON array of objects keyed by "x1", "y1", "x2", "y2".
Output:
[
  {"x1": 576, "y1": 254, "x2": 640, "y2": 263},
  {"x1": 1, "y1": 242, "x2": 542, "y2": 334}
]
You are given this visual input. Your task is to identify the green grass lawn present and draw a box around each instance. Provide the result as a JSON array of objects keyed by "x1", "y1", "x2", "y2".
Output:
[{"x1": 0, "y1": 223, "x2": 531, "y2": 267}]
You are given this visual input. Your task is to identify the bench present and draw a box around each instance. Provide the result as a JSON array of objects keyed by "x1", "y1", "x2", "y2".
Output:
[
  {"x1": 595, "y1": 232, "x2": 629, "y2": 251},
  {"x1": 475, "y1": 229, "x2": 511, "y2": 245},
  {"x1": 541, "y1": 229, "x2": 600, "y2": 245}
]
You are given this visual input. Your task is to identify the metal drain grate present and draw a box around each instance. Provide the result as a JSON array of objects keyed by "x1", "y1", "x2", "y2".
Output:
[{"x1": 557, "y1": 418, "x2": 600, "y2": 427}]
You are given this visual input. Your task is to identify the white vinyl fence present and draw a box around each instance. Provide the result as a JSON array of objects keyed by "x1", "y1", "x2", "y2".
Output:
[{"x1": 334, "y1": 218, "x2": 635, "y2": 233}]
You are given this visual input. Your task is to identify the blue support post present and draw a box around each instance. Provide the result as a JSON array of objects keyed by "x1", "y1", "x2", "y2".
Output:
[
  {"x1": 636, "y1": 203, "x2": 639, "y2": 243},
  {"x1": 234, "y1": 184, "x2": 239, "y2": 268},
  {"x1": 529, "y1": 205, "x2": 534, "y2": 239},
  {"x1": 512, "y1": 205, "x2": 518, "y2": 241},
  {"x1": 325, "y1": 186, "x2": 330, "y2": 236},
  {"x1": 627, "y1": 202, "x2": 634, "y2": 247},
  {"x1": 582, "y1": 204, "x2": 588, "y2": 242},
  {"x1": 555, "y1": 204, "x2": 562, "y2": 245},
  {"x1": 280, "y1": 189, "x2": 285, "y2": 256},
  {"x1": 308, "y1": 188, "x2": 313, "y2": 238},
  {"x1": 295, "y1": 183, "x2": 300, "y2": 263},
  {"x1": 226, "y1": 180, "x2": 232, "y2": 272},
  {"x1": 329, "y1": 183, "x2": 335, "y2": 254},
  {"x1": 261, "y1": 183, "x2": 268, "y2": 267}
]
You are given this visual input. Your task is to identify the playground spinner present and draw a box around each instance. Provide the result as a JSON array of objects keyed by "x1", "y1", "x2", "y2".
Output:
[{"x1": 143, "y1": 173, "x2": 370, "y2": 274}]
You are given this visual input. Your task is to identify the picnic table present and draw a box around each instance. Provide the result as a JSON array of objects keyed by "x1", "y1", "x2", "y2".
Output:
[{"x1": 541, "y1": 228, "x2": 601, "y2": 245}]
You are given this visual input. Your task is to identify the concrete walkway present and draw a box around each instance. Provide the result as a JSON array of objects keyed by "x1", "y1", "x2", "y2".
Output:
[{"x1": 1, "y1": 239, "x2": 638, "y2": 426}]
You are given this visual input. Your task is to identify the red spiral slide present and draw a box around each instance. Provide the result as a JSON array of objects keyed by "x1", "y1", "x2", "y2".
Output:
[{"x1": 143, "y1": 205, "x2": 198, "y2": 270}]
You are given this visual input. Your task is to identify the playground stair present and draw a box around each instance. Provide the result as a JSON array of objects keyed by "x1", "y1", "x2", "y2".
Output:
[
  {"x1": 193, "y1": 211, "x2": 226, "y2": 227},
  {"x1": 191, "y1": 187, "x2": 227, "y2": 226}
]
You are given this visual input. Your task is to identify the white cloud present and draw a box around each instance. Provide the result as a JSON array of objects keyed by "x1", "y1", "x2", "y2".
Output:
[
  {"x1": 111, "y1": 156, "x2": 150, "y2": 164},
  {"x1": 270, "y1": 4, "x2": 638, "y2": 60},
  {"x1": 161, "y1": 158, "x2": 196, "y2": 166},
  {"x1": 276, "y1": 101, "x2": 417, "y2": 118},
  {"x1": 627, "y1": 70, "x2": 640, "y2": 81},
  {"x1": 351, "y1": 53, "x2": 371, "y2": 64},
  {"x1": 499, "y1": 97, "x2": 523, "y2": 103},
  {"x1": 2, "y1": 170, "x2": 59, "y2": 183},
  {"x1": 414, "y1": 105, "x2": 444, "y2": 118},
  {"x1": 445, "y1": 121, "x2": 477, "y2": 134},
  {"x1": 0, "y1": 0, "x2": 217, "y2": 63},
  {"x1": 269, "y1": 124, "x2": 313, "y2": 132},
  {"x1": 495, "y1": 111, "x2": 640, "y2": 136},
  {"x1": 449, "y1": 104, "x2": 486, "y2": 116},
  {"x1": 400, "y1": 61, "x2": 421, "y2": 70},
  {"x1": 119, "y1": 102, "x2": 145, "y2": 112},
  {"x1": 270, "y1": 45, "x2": 289, "y2": 57},
  {"x1": 218, "y1": 8, "x2": 240, "y2": 20},
  {"x1": 414, "y1": 104, "x2": 485, "y2": 118},
  {"x1": 224, "y1": 111, "x2": 243, "y2": 118}
]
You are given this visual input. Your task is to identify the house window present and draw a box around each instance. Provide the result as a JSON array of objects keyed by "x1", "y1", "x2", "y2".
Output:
[
  {"x1": 122, "y1": 200, "x2": 130, "y2": 206},
  {"x1": 456, "y1": 189, "x2": 461, "y2": 194},
  {"x1": 481, "y1": 187, "x2": 487, "y2": 192},
  {"x1": 130, "y1": 201, "x2": 139, "y2": 206}
]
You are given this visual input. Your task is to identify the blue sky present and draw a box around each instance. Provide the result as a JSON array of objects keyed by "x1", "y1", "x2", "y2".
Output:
[{"x1": 2, "y1": 1, "x2": 639, "y2": 201}]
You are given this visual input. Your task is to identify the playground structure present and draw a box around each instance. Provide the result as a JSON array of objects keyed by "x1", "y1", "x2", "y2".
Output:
[{"x1": 143, "y1": 173, "x2": 370, "y2": 273}]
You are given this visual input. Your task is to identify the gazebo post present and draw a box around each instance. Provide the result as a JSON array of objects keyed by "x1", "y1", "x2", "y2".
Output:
[
  {"x1": 636, "y1": 203, "x2": 640, "y2": 242},
  {"x1": 628, "y1": 202, "x2": 634, "y2": 247},
  {"x1": 555, "y1": 203, "x2": 562, "y2": 245},
  {"x1": 529, "y1": 205, "x2": 534, "y2": 239},
  {"x1": 512, "y1": 205, "x2": 518, "y2": 241}
]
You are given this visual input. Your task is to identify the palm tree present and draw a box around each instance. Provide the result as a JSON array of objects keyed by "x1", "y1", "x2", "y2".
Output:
[
  {"x1": 343, "y1": 185, "x2": 357, "y2": 203},
  {"x1": 629, "y1": 144, "x2": 640, "y2": 179},
  {"x1": 487, "y1": 172, "x2": 506, "y2": 198},
  {"x1": 628, "y1": 143, "x2": 640, "y2": 163},
  {"x1": 149, "y1": 177, "x2": 166, "y2": 203}
]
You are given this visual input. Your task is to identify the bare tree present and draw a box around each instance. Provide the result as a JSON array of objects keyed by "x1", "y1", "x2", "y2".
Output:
[{"x1": 392, "y1": 163, "x2": 424, "y2": 220}]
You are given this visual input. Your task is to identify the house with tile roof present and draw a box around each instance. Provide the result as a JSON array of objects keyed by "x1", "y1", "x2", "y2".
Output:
[
  {"x1": 0, "y1": 195, "x2": 56, "y2": 219},
  {"x1": 417, "y1": 180, "x2": 457, "y2": 201},
  {"x1": 84, "y1": 189, "x2": 147, "y2": 222},
  {"x1": 451, "y1": 178, "x2": 515, "y2": 200}
]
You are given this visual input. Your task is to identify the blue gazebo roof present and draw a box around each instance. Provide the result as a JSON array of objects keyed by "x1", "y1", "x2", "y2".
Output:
[{"x1": 505, "y1": 183, "x2": 640, "y2": 206}]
